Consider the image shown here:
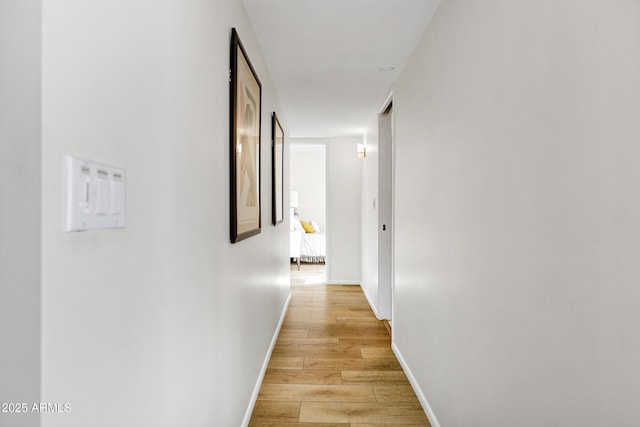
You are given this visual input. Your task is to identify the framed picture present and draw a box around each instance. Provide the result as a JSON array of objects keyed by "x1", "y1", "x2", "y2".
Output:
[
  {"x1": 230, "y1": 28, "x2": 262, "y2": 243},
  {"x1": 272, "y1": 112, "x2": 284, "y2": 225}
]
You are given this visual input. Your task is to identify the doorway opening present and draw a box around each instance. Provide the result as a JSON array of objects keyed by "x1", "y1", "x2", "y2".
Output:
[{"x1": 289, "y1": 143, "x2": 327, "y2": 285}]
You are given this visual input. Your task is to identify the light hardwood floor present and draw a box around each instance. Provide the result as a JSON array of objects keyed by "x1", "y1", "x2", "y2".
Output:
[{"x1": 249, "y1": 266, "x2": 430, "y2": 426}]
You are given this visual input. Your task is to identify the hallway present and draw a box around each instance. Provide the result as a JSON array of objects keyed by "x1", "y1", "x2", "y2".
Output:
[{"x1": 249, "y1": 275, "x2": 429, "y2": 425}]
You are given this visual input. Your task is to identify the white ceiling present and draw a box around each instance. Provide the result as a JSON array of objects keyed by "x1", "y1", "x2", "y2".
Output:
[{"x1": 242, "y1": 0, "x2": 441, "y2": 138}]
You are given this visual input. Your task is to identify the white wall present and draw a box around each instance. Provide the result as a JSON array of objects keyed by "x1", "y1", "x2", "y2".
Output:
[
  {"x1": 361, "y1": 106, "x2": 393, "y2": 320},
  {"x1": 0, "y1": 1, "x2": 41, "y2": 427},
  {"x1": 393, "y1": 1, "x2": 640, "y2": 426},
  {"x1": 40, "y1": 1, "x2": 290, "y2": 426},
  {"x1": 290, "y1": 143, "x2": 326, "y2": 231},
  {"x1": 361, "y1": 123, "x2": 380, "y2": 311},
  {"x1": 327, "y1": 137, "x2": 362, "y2": 284}
]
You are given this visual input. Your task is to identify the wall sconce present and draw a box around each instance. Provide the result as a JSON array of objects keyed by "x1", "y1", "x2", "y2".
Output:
[{"x1": 357, "y1": 143, "x2": 366, "y2": 159}]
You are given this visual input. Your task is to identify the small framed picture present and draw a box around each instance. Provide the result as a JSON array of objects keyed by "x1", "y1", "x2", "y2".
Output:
[{"x1": 272, "y1": 112, "x2": 284, "y2": 225}]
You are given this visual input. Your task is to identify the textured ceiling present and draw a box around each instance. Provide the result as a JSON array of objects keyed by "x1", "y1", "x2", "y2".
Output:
[{"x1": 243, "y1": 0, "x2": 441, "y2": 138}]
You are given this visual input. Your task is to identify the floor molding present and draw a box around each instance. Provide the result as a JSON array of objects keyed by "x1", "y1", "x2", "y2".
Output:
[
  {"x1": 326, "y1": 280, "x2": 360, "y2": 285},
  {"x1": 241, "y1": 292, "x2": 292, "y2": 427},
  {"x1": 392, "y1": 341, "x2": 442, "y2": 427},
  {"x1": 360, "y1": 281, "x2": 382, "y2": 320}
]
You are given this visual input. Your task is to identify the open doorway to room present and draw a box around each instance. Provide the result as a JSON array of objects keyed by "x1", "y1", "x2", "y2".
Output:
[{"x1": 289, "y1": 143, "x2": 327, "y2": 285}]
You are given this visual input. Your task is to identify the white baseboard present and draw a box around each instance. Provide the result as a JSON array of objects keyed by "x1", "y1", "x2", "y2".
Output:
[
  {"x1": 392, "y1": 341, "x2": 441, "y2": 427},
  {"x1": 241, "y1": 293, "x2": 292, "y2": 427},
  {"x1": 326, "y1": 280, "x2": 360, "y2": 285},
  {"x1": 360, "y1": 282, "x2": 382, "y2": 320}
]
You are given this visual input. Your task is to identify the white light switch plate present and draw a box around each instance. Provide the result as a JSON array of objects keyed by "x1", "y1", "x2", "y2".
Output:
[{"x1": 65, "y1": 156, "x2": 127, "y2": 231}]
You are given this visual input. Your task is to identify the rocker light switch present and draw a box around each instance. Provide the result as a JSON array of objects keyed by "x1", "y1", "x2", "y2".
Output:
[
  {"x1": 65, "y1": 156, "x2": 127, "y2": 231},
  {"x1": 96, "y1": 170, "x2": 110, "y2": 216},
  {"x1": 111, "y1": 173, "x2": 125, "y2": 215}
]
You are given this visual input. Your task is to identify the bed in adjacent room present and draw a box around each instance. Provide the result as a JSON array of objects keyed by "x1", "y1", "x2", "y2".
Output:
[{"x1": 291, "y1": 218, "x2": 326, "y2": 264}]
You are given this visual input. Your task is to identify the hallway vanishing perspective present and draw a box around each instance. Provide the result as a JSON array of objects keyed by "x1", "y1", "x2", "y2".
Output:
[{"x1": 249, "y1": 271, "x2": 430, "y2": 425}]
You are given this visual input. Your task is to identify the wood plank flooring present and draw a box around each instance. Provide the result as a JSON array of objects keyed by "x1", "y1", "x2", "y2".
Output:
[{"x1": 249, "y1": 273, "x2": 430, "y2": 426}]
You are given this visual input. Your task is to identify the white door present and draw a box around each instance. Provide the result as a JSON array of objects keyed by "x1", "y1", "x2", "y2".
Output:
[{"x1": 378, "y1": 101, "x2": 393, "y2": 320}]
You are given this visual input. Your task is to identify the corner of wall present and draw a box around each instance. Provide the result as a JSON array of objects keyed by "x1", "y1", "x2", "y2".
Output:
[
  {"x1": 241, "y1": 293, "x2": 292, "y2": 427},
  {"x1": 391, "y1": 342, "x2": 441, "y2": 427},
  {"x1": 360, "y1": 282, "x2": 382, "y2": 319}
]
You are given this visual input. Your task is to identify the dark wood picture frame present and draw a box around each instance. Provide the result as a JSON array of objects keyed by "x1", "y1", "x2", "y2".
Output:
[
  {"x1": 272, "y1": 112, "x2": 284, "y2": 225},
  {"x1": 230, "y1": 28, "x2": 262, "y2": 243}
]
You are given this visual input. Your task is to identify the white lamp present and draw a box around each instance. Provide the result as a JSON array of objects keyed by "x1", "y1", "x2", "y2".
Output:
[{"x1": 290, "y1": 190, "x2": 299, "y2": 217}]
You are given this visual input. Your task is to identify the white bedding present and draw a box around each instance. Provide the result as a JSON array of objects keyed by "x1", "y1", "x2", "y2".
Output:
[
  {"x1": 300, "y1": 232, "x2": 326, "y2": 263},
  {"x1": 292, "y1": 218, "x2": 326, "y2": 263}
]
